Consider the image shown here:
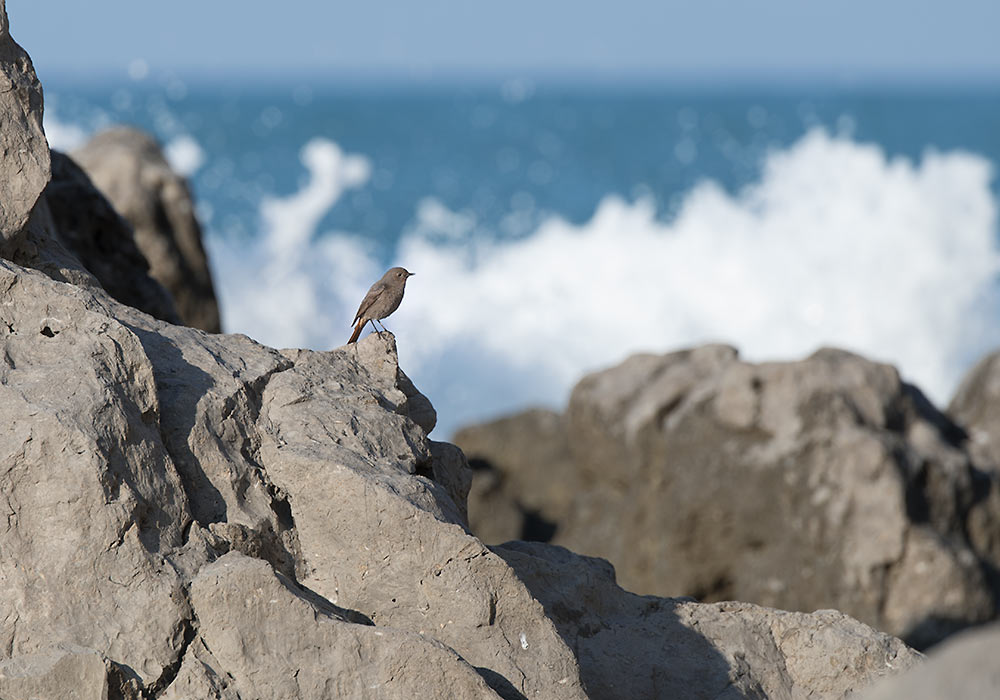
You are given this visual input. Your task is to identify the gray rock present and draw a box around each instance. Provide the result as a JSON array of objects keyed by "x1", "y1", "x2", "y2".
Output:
[
  {"x1": 459, "y1": 346, "x2": 1000, "y2": 648},
  {"x1": 497, "y1": 541, "x2": 921, "y2": 699},
  {"x1": 859, "y1": 621, "x2": 1000, "y2": 700},
  {"x1": 187, "y1": 552, "x2": 502, "y2": 700},
  {"x1": 949, "y1": 350, "x2": 1000, "y2": 471},
  {"x1": 44, "y1": 150, "x2": 182, "y2": 324},
  {"x1": 73, "y1": 127, "x2": 221, "y2": 332},
  {"x1": 0, "y1": 0, "x2": 49, "y2": 251},
  {"x1": 0, "y1": 645, "x2": 142, "y2": 700},
  {"x1": 455, "y1": 408, "x2": 573, "y2": 544},
  {"x1": 0, "y1": 261, "x2": 193, "y2": 685},
  {"x1": 258, "y1": 337, "x2": 587, "y2": 699}
]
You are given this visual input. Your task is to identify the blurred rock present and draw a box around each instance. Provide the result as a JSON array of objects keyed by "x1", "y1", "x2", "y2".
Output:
[
  {"x1": 44, "y1": 150, "x2": 182, "y2": 323},
  {"x1": 457, "y1": 345, "x2": 1000, "y2": 648},
  {"x1": 949, "y1": 350, "x2": 1000, "y2": 472},
  {"x1": 456, "y1": 409, "x2": 571, "y2": 543},
  {"x1": 73, "y1": 127, "x2": 221, "y2": 332},
  {"x1": 859, "y1": 621, "x2": 1000, "y2": 700}
]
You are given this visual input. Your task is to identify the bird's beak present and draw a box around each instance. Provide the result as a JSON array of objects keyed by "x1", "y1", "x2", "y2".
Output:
[{"x1": 407, "y1": 272, "x2": 415, "y2": 277}]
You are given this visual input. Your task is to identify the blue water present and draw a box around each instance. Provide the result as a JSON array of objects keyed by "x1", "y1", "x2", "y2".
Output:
[{"x1": 44, "y1": 79, "x2": 1000, "y2": 436}]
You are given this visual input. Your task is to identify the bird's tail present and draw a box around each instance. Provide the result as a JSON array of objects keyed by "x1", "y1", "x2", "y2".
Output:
[{"x1": 348, "y1": 320, "x2": 364, "y2": 344}]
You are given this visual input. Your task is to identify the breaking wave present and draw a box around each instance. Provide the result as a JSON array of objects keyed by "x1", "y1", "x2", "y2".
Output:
[{"x1": 209, "y1": 128, "x2": 1000, "y2": 436}]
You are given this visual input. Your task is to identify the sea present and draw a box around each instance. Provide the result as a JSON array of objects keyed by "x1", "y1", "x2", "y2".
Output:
[{"x1": 42, "y1": 77, "x2": 1000, "y2": 437}]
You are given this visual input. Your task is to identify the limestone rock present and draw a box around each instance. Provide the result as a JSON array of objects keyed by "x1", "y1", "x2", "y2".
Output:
[
  {"x1": 0, "y1": 262, "x2": 193, "y2": 685},
  {"x1": 187, "y1": 553, "x2": 501, "y2": 700},
  {"x1": 0, "y1": 0, "x2": 49, "y2": 251},
  {"x1": 44, "y1": 150, "x2": 182, "y2": 324},
  {"x1": 949, "y1": 350, "x2": 1000, "y2": 471},
  {"x1": 497, "y1": 541, "x2": 921, "y2": 699},
  {"x1": 456, "y1": 408, "x2": 573, "y2": 544},
  {"x1": 258, "y1": 336, "x2": 587, "y2": 699},
  {"x1": 860, "y1": 621, "x2": 1000, "y2": 700},
  {"x1": 73, "y1": 127, "x2": 221, "y2": 332},
  {"x1": 460, "y1": 346, "x2": 1000, "y2": 648},
  {"x1": 0, "y1": 645, "x2": 142, "y2": 700}
]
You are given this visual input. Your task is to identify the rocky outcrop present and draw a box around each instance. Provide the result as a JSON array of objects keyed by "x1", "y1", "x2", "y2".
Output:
[
  {"x1": 457, "y1": 345, "x2": 1000, "y2": 649},
  {"x1": 44, "y1": 150, "x2": 182, "y2": 324},
  {"x1": 949, "y1": 350, "x2": 1000, "y2": 472},
  {"x1": 859, "y1": 621, "x2": 1000, "y2": 699},
  {"x1": 498, "y1": 541, "x2": 919, "y2": 699},
  {"x1": 0, "y1": 6, "x2": 927, "y2": 698},
  {"x1": 0, "y1": 1, "x2": 49, "y2": 252},
  {"x1": 73, "y1": 127, "x2": 222, "y2": 332}
]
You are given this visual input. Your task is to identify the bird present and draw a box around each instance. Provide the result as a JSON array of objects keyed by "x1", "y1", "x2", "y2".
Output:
[{"x1": 347, "y1": 267, "x2": 414, "y2": 344}]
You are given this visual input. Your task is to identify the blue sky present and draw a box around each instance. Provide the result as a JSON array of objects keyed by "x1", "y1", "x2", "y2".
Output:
[{"x1": 11, "y1": 1, "x2": 1000, "y2": 84}]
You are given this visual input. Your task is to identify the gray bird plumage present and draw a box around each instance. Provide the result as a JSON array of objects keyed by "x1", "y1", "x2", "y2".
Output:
[{"x1": 347, "y1": 267, "x2": 414, "y2": 343}]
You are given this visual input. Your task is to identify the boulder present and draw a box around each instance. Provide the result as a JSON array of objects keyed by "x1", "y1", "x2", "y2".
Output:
[
  {"x1": 185, "y1": 553, "x2": 500, "y2": 700},
  {"x1": 859, "y1": 621, "x2": 1000, "y2": 699},
  {"x1": 949, "y1": 350, "x2": 1000, "y2": 472},
  {"x1": 457, "y1": 345, "x2": 1000, "y2": 648},
  {"x1": 0, "y1": 0, "x2": 49, "y2": 252},
  {"x1": 456, "y1": 409, "x2": 571, "y2": 543},
  {"x1": 73, "y1": 127, "x2": 221, "y2": 332},
  {"x1": 0, "y1": 645, "x2": 142, "y2": 700},
  {"x1": 498, "y1": 541, "x2": 920, "y2": 699},
  {"x1": 44, "y1": 150, "x2": 182, "y2": 324}
]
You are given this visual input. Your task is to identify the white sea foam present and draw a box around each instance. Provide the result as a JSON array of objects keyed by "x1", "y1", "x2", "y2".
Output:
[
  {"x1": 163, "y1": 134, "x2": 206, "y2": 177},
  {"x1": 213, "y1": 129, "x2": 1000, "y2": 437},
  {"x1": 209, "y1": 138, "x2": 375, "y2": 349},
  {"x1": 43, "y1": 109, "x2": 89, "y2": 151}
]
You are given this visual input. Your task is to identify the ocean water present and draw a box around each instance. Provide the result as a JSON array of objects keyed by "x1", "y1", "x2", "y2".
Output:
[{"x1": 43, "y1": 79, "x2": 1000, "y2": 437}]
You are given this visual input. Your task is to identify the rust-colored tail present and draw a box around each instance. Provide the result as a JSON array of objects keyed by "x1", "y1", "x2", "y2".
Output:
[{"x1": 348, "y1": 320, "x2": 364, "y2": 344}]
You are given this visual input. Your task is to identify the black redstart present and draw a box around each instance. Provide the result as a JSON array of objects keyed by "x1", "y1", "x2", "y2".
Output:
[{"x1": 347, "y1": 267, "x2": 414, "y2": 344}]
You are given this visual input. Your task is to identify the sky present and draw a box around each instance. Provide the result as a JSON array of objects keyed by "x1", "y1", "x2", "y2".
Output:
[{"x1": 10, "y1": 1, "x2": 1000, "y2": 85}]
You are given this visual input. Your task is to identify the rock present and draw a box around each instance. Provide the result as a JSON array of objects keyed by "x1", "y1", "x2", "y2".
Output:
[
  {"x1": 0, "y1": 0, "x2": 49, "y2": 252},
  {"x1": 0, "y1": 262, "x2": 193, "y2": 685},
  {"x1": 44, "y1": 150, "x2": 182, "y2": 324},
  {"x1": 458, "y1": 345, "x2": 1000, "y2": 648},
  {"x1": 859, "y1": 621, "x2": 1000, "y2": 699},
  {"x1": 949, "y1": 350, "x2": 1000, "y2": 471},
  {"x1": 73, "y1": 127, "x2": 221, "y2": 332},
  {"x1": 497, "y1": 541, "x2": 921, "y2": 699},
  {"x1": 256, "y1": 336, "x2": 586, "y2": 699},
  {"x1": 187, "y1": 552, "x2": 501, "y2": 700},
  {"x1": 0, "y1": 645, "x2": 143, "y2": 700},
  {"x1": 456, "y1": 409, "x2": 571, "y2": 543}
]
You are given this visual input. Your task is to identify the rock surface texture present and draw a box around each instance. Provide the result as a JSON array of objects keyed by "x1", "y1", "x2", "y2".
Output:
[
  {"x1": 73, "y1": 126, "x2": 222, "y2": 332},
  {"x1": 457, "y1": 345, "x2": 1000, "y2": 649},
  {"x1": 0, "y1": 6, "x2": 929, "y2": 699},
  {"x1": 859, "y1": 622, "x2": 1000, "y2": 700}
]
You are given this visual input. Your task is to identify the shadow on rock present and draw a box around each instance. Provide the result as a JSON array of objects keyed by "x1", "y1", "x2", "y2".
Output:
[
  {"x1": 124, "y1": 322, "x2": 228, "y2": 523},
  {"x1": 492, "y1": 541, "x2": 739, "y2": 699}
]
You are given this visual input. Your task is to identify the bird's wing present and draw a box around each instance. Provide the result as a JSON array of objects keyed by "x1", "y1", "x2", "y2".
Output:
[{"x1": 351, "y1": 282, "x2": 387, "y2": 325}]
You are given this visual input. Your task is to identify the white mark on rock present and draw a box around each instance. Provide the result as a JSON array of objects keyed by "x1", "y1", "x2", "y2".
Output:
[{"x1": 519, "y1": 632, "x2": 528, "y2": 650}]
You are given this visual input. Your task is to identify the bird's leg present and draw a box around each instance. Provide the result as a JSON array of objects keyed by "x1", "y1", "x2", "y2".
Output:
[{"x1": 367, "y1": 320, "x2": 379, "y2": 336}]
